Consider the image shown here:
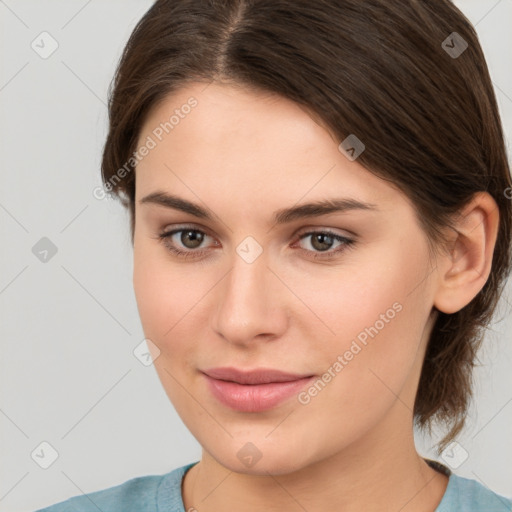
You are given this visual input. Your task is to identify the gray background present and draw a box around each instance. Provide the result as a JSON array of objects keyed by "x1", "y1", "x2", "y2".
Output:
[{"x1": 1, "y1": 1, "x2": 511, "y2": 511}]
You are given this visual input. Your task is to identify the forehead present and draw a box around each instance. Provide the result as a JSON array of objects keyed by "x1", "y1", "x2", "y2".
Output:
[
  {"x1": 134, "y1": 81, "x2": 406, "y2": 215},
  {"x1": 139, "y1": 81, "x2": 334, "y2": 156}
]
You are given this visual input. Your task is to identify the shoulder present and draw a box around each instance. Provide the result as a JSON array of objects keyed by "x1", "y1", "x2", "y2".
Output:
[
  {"x1": 33, "y1": 464, "x2": 192, "y2": 512},
  {"x1": 442, "y1": 473, "x2": 512, "y2": 512},
  {"x1": 33, "y1": 474, "x2": 164, "y2": 512}
]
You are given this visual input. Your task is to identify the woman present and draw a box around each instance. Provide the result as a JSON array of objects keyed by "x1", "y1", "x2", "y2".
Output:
[{"x1": 36, "y1": 0, "x2": 512, "y2": 510}]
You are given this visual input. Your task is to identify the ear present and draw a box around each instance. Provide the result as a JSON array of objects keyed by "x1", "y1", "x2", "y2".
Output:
[{"x1": 433, "y1": 191, "x2": 500, "y2": 315}]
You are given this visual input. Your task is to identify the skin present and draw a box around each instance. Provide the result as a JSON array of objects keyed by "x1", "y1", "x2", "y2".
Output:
[{"x1": 132, "y1": 81, "x2": 499, "y2": 512}]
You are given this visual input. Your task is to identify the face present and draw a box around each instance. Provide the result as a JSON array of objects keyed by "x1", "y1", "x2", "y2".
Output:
[{"x1": 133, "y1": 81, "x2": 440, "y2": 475}]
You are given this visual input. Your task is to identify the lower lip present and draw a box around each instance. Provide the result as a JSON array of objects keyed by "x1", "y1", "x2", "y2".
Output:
[{"x1": 203, "y1": 374, "x2": 315, "y2": 412}]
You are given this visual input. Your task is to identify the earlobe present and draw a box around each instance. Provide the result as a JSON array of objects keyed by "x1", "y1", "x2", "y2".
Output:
[{"x1": 433, "y1": 192, "x2": 499, "y2": 315}]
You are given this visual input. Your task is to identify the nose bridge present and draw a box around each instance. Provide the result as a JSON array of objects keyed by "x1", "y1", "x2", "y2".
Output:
[{"x1": 212, "y1": 241, "x2": 285, "y2": 343}]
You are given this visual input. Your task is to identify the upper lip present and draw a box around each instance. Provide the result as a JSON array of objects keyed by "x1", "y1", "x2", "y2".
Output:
[{"x1": 202, "y1": 367, "x2": 314, "y2": 385}]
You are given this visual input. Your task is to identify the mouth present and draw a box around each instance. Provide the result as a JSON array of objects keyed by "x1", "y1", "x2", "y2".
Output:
[
  {"x1": 201, "y1": 366, "x2": 314, "y2": 385},
  {"x1": 201, "y1": 367, "x2": 316, "y2": 412}
]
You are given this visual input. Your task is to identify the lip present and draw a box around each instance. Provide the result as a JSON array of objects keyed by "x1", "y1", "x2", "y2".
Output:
[
  {"x1": 202, "y1": 366, "x2": 313, "y2": 384},
  {"x1": 201, "y1": 367, "x2": 315, "y2": 412}
]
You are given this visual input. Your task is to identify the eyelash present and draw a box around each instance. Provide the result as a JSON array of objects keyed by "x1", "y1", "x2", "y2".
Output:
[{"x1": 154, "y1": 225, "x2": 356, "y2": 261}]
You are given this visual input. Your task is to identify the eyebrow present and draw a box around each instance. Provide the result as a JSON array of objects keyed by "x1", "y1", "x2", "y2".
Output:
[{"x1": 139, "y1": 191, "x2": 378, "y2": 225}]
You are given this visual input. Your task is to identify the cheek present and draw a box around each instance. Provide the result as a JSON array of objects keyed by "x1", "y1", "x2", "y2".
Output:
[
  {"x1": 132, "y1": 241, "x2": 216, "y2": 363},
  {"x1": 286, "y1": 240, "x2": 428, "y2": 343},
  {"x1": 133, "y1": 242, "x2": 187, "y2": 342},
  {"x1": 132, "y1": 245, "x2": 204, "y2": 407},
  {"x1": 133, "y1": 254, "x2": 170, "y2": 339},
  {"x1": 295, "y1": 239, "x2": 430, "y2": 372},
  {"x1": 306, "y1": 241, "x2": 432, "y2": 408}
]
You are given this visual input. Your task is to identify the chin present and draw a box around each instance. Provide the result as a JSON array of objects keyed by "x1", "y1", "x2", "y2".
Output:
[{"x1": 206, "y1": 442, "x2": 317, "y2": 477}]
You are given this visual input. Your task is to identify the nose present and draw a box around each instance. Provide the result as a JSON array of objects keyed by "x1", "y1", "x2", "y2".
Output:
[{"x1": 211, "y1": 248, "x2": 288, "y2": 347}]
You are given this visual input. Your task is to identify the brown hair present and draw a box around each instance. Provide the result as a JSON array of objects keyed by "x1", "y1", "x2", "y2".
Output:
[{"x1": 101, "y1": 0, "x2": 512, "y2": 454}]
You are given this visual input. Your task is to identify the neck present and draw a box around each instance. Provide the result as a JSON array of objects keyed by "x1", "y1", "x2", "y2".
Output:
[{"x1": 182, "y1": 408, "x2": 449, "y2": 512}]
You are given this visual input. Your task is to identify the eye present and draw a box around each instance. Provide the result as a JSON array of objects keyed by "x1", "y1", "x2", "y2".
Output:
[
  {"x1": 156, "y1": 226, "x2": 217, "y2": 260},
  {"x1": 154, "y1": 225, "x2": 355, "y2": 261},
  {"x1": 293, "y1": 229, "x2": 355, "y2": 260}
]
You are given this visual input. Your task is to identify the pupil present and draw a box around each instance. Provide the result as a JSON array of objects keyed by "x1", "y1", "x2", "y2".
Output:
[
  {"x1": 313, "y1": 234, "x2": 333, "y2": 251},
  {"x1": 183, "y1": 230, "x2": 203, "y2": 248}
]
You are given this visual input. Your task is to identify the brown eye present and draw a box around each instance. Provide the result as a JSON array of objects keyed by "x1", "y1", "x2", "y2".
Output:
[
  {"x1": 295, "y1": 230, "x2": 356, "y2": 260},
  {"x1": 156, "y1": 225, "x2": 355, "y2": 261},
  {"x1": 178, "y1": 229, "x2": 204, "y2": 249},
  {"x1": 157, "y1": 227, "x2": 214, "y2": 260},
  {"x1": 308, "y1": 232, "x2": 336, "y2": 252}
]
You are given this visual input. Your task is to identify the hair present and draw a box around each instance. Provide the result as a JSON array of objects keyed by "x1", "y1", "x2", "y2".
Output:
[{"x1": 101, "y1": 0, "x2": 512, "y2": 455}]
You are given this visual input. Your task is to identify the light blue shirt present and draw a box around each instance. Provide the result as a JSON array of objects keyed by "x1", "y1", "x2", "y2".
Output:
[{"x1": 34, "y1": 459, "x2": 512, "y2": 512}]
